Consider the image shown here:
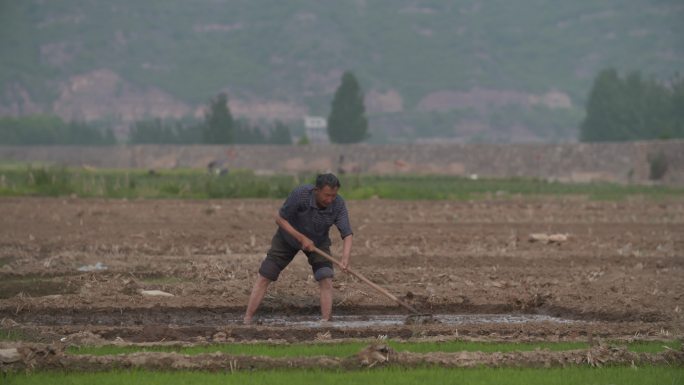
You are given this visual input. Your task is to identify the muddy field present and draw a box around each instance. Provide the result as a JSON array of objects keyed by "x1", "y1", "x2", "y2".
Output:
[{"x1": 1, "y1": 196, "x2": 683, "y2": 369}]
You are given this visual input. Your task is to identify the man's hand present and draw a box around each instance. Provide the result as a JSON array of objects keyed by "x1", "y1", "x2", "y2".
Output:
[
  {"x1": 300, "y1": 236, "x2": 315, "y2": 252},
  {"x1": 339, "y1": 257, "x2": 350, "y2": 272}
]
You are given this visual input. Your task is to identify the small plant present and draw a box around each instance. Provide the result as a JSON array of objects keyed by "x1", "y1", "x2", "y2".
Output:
[
  {"x1": 297, "y1": 134, "x2": 310, "y2": 145},
  {"x1": 648, "y1": 151, "x2": 668, "y2": 181}
]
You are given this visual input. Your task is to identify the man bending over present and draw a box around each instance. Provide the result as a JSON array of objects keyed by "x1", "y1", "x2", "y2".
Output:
[{"x1": 243, "y1": 173, "x2": 353, "y2": 324}]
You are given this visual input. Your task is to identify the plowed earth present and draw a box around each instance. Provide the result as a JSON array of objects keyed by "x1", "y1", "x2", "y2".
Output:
[{"x1": 1, "y1": 197, "x2": 682, "y2": 370}]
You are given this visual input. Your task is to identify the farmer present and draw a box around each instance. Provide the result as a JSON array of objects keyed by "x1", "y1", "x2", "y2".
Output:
[{"x1": 243, "y1": 173, "x2": 353, "y2": 324}]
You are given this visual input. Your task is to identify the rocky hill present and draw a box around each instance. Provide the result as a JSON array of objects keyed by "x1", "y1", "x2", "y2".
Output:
[{"x1": 1, "y1": 1, "x2": 682, "y2": 142}]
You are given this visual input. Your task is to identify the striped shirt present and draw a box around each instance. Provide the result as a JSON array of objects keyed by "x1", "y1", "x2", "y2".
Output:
[{"x1": 277, "y1": 184, "x2": 353, "y2": 249}]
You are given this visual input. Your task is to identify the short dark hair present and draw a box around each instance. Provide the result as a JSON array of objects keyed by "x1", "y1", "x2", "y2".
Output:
[{"x1": 315, "y1": 173, "x2": 341, "y2": 189}]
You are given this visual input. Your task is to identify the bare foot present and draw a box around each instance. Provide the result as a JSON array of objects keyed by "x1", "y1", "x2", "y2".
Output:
[{"x1": 243, "y1": 317, "x2": 252, "y2": 325}]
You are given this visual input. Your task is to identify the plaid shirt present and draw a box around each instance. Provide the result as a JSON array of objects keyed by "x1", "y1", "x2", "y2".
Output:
[{"x1": 277, "y1": 184, "x2": 353, "y2": 249}]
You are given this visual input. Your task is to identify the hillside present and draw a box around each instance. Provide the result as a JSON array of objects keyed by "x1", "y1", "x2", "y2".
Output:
[{"x1": 1, "y1": 1, "x2": 682, "y2": 142}]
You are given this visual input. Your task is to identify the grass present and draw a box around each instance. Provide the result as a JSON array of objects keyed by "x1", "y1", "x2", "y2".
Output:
[
  {"x1": 0, "y1": 276, "x2": 73, "y2": 299},
  {"x1": 0, "y1": 256, "x2": 14, "y2": 267},
  {"x1": 0, "y1": 328, "x2": 28, "y2": 341},
  {"x1": 4, "y1": 367, "x2": 683, "y2": 385},
  {"x1": 340, "y1": 174, "x2": 684, "y2": 201},
  {"x1": 0, "y1": 165, "x2": 682, "y2": 201},
  {"x1": 9, "y1": 340, "x2": 684, "y2": 384},
  {"x1": 66, "y1": 340, "x2": 682, "y2": 357},
  {"x1": 629, "y1": 340, "x2": 684, "y2": 353}
]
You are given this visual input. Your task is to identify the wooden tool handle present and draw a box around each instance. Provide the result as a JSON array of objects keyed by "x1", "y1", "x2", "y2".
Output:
[{"x1": 312, "y1": 247, "x2": 419, "y2": 314}]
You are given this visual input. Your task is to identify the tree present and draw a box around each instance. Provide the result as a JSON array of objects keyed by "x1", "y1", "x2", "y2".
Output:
[
  {"x1": 580, "y1": 68, "x2": 623, "y2": 142},
  {"x1": 129, "y1": 119, "x2": 174, "y2": 144},
  {"x1": 129, "y1": 117, "x2": 202, "y2": 144},
  {"x1": 0, "y1": 115, "x2": 115, "y2": 145},
  {"x1": 233, "y1": 119, "x2": 267, "y2": 144},
  {"x1": 269, "y1": 121, "x2": 292, "y2": 144},
  {"x1": 202, "y1": 93, "x2": 234, "y2": 144},
  {"x1": 580, "y1": 69, "x2": 684, "y2": 142},
  {"x1": 327, "y1": 71, "x2": 369, "y2": 143},
  {"x1": 62, "y1": 120, "x2": 115, "y2": 145},
  {"x1": 615, "y1": 72, "x2": 673, "y2": 141},
  {"x1": 670, "y1": 74, "x2": 684, "y2": 138}
]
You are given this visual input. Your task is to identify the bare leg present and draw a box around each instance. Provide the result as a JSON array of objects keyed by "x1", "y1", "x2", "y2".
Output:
[
  {"x1": 244, "y1": 274, "x2": 272, "y2": 325},
  {"x1": 319, "y1": 277, "x2": 333, "y2": 322}
]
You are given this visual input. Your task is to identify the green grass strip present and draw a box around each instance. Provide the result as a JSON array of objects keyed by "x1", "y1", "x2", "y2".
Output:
[
  {"x1": 66, "y1": 340, "x2": 682, "y2": 357},
  {"x1": 1, "y1": 165, "x2": 683, "y2": 200},
  {"x1": 4, "y1": 367, "x2": 683, "y2": 385},
  {"x1": 0, "y1": 329, "x2": 28, "y2": 341}
]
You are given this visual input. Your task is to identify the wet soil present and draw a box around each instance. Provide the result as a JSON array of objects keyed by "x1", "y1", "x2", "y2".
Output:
[
  {"x1": 0, "y1": 277, "x2": 78, "y2": 299},
  {"x1": 0, "y1": 197, "x2": 682, "y2": 347},
  {"x1": 3, "y1": 342, "x2": 683, "y2": 372}
]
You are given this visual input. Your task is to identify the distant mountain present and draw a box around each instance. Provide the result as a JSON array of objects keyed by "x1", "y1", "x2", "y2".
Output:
[{"x1": 1, "y1": 1, "x2": 682, "y2": 142}]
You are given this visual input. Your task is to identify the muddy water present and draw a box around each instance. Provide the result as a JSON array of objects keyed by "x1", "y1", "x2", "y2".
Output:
[
  {"x1": 258, "y1": 314, "x2": 575, "y2": 328},
  {"x1": 9, "y1": 308, "x2": 573, "y2": 328}
]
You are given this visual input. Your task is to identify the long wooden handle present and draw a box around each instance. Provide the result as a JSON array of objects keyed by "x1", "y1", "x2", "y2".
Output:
[{"x1": 312, "y1": 247, "x2": 420, "y2": 314}]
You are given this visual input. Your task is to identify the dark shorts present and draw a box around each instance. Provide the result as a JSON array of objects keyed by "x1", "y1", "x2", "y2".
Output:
[{"x1": 258, "y1": 233, "x2": 333, "y2": 281}]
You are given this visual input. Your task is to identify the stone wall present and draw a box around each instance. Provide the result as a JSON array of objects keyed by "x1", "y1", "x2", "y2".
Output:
[{"x1": 1, "y1": 140, "x2": 683, "y2": 185}]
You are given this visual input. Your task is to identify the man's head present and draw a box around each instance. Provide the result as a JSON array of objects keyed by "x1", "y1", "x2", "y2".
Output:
[{"x1": 314, "y1": 173, "x2": 340, "y2": 208}]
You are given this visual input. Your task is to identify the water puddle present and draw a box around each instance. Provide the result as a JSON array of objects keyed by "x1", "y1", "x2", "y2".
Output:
[
  {"x1": 13, "y1": 309, "x2": 576, "y2": 328},
  {"x1": 256, "y1": 314, "x2": 574, "y2": 328}
]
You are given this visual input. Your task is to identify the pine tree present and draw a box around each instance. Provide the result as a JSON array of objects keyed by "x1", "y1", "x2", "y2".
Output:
[
  {"x1": 202, "y1": 93, "x2": 234, "y2": 144},
  {"x1": 327, "y1": 71, "x2": 369, "y2": 143}
]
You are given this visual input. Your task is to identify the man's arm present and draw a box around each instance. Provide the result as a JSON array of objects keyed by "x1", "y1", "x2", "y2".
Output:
[
  {"x1": 339, "y1": 234, "x2": 353, "y2": 271},
  {"x1": 274, "y1": 212, "x2": 315, "y2": 251},
  {"x1": 333, "y1": 198, "x2": 353, "y2": 271}
]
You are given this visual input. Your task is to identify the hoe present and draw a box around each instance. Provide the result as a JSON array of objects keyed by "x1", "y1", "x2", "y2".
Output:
[{"x1": 313, "y1": 247, "x2": 435, "y2": 324}]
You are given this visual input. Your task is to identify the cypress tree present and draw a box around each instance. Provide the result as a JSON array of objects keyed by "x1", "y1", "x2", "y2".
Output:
[
  {"x1": 327, "y1": 71, "x2": 369, "y2": 143},
  {"x1": 580, "y1": 68, "x2": 623, "y2": 142},
  {"x1": 203, "y1": 93, "x2": 234, "y2": 144}
]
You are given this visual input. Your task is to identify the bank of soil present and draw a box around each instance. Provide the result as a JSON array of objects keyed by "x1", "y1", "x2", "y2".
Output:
[{"x1": 0, "y1": 197, "x2": 682, "y2": 369}]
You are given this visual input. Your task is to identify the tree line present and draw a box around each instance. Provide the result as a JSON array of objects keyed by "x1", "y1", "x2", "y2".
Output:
[
  {"x1": 3, "y1": 68, "x2": 684, "y2": 145},
  {"x1": 0, "y1": 115, "x2": 116, "y2": 145},
  {"x1": 581, "y1": 69, "x2": 684, "y2": 142},
  {"x1": 0, "y1": 99, "x2": 294, "y2": 146},
  {"x1": 0, "y1": 71, "x2": 369, "y2": 146},
  {"x1": 151, "y1": 71, "x2": 369, "y2": 145},
  {"x1": 128, "y1": 94, "x2": 293, "y2": 145}
]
